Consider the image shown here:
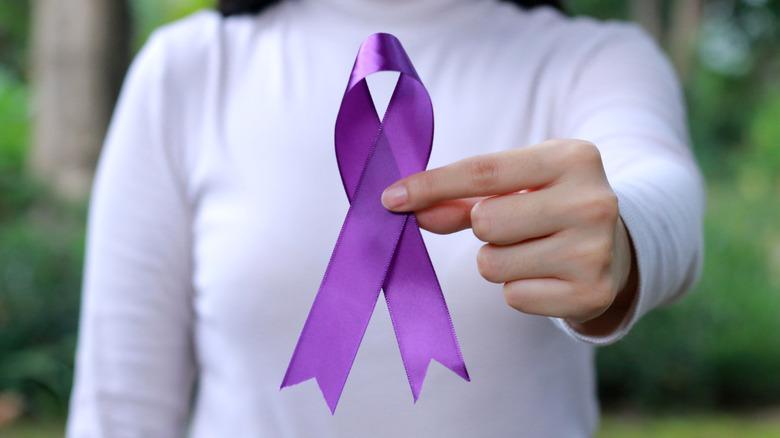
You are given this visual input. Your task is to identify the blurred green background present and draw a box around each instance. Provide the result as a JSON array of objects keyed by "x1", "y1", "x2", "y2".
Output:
[{"x1": 1, "y1": 0, "x2": 779, "y2": 436}]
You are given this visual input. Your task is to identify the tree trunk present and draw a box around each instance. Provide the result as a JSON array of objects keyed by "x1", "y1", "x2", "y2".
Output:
[
  {"x1": 668, "y1": 0, "x2": 703, "y2": 81},
  {"x1": 629, "y1": 0, "x2": 664, "y2": 42},
  {"x1": 30, "y1": 0, "x2": 130, "y2": 200}
]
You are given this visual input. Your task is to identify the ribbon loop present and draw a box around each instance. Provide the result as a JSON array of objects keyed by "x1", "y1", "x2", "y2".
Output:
[{"x1": 282, "y1": 33, "x2": 468, "y2": 414}]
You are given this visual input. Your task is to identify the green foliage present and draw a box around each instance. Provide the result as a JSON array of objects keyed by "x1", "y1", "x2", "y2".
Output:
[
  {"x1": 598, "y1": 185, "x2": 780, "y2": 409},
  {"x1": 0, "y1": 68, "x2": 84, "y2": 419},
  {"x1": 0, "y1": 0, "x2": 29, "y2": 78},
  {"x1": 0, "y1": 0, "x2": 223, "y2": 422},
  {"x1": 0, "y1": 418, "x2": 66, "y2": 438},
  {"x1": 568, "y1": 0, "x2": 627, "y2": 20},
  {"x1": 0, "y1": 206, "x2": 84, "y2": 418},
  {"x1": 132, "y1": 0, "x2": 215, "y2": 48},
  {"x1": 743, "y1": 90, "x2": 780, "y2": 184},
  {"x1": 0, "y1": 69, "x2": 28, "y2": 170},
  {"x1": 599, "y1": 413, "x2": 780, "y2": 438}
]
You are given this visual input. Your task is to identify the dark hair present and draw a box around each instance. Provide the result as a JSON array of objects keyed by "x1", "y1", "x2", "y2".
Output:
[{"x1": 218, "y1": 0, "x2": 565, "y2": 16}]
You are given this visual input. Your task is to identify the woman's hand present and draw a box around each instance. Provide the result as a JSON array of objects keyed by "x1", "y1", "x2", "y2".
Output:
[{"x1": 381, "y1": 139, "x2": 637, "y2": 334}]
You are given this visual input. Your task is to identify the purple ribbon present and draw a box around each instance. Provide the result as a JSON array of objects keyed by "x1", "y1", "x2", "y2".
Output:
[{"x1": 281, "y1": 33, "x2": 469, "y2": 413}]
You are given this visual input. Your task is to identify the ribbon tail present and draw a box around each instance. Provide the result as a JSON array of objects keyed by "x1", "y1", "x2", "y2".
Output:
[
  {"x1": 280, "y1": 260, "x2": 383, "y2": 414},
  {"x1": 384, "y1": 217, "x2": 470, "y2": 402},
  {"x1": 281, "y1": 286, "x2": 381, "y2": 414},
  {"x1": 282, "y1": 132, "x2": 408, "y2": 413},
  {"x1": 281, "y1": 360, "x2": 352, "y2": 415}
]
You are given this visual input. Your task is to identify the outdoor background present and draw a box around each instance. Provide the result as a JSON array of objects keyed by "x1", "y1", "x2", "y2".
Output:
[{"x1": 0, "y1": 0, "x2": 778, "y2": 436}]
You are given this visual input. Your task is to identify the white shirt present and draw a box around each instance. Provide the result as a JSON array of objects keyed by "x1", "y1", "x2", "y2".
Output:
[{"x1": 67, "y1": 0, "x2": 705, "y2": 436}]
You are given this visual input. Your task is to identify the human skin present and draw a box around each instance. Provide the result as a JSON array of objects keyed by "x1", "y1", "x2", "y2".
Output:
[{"x1": 381, "y1": 139, "x2": 638, "y2": 336}]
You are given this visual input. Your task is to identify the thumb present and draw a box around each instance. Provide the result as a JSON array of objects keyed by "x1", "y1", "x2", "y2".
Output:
[{"x1": 412, "y1": 197, "x2": 482, "y2": 235}]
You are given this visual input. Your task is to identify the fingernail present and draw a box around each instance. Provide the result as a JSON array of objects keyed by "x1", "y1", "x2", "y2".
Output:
[{"x1": 381, "y1": 184, "x2": 408, "y2": 209}]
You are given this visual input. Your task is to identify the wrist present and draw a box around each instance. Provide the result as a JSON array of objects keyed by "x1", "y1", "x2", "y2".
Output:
[{"x1": 566, "y1": 217, "x2": 638, "y2": 337}]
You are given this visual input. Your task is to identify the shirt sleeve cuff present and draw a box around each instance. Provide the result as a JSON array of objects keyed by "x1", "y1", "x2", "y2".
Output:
[{"x1": 549, "y1": 188, "x2": 654, "y2": 346}]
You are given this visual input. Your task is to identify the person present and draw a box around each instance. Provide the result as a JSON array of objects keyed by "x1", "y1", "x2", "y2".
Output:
[{"x1": 66, "y1": 0, "x2": 705, "y2": 436}]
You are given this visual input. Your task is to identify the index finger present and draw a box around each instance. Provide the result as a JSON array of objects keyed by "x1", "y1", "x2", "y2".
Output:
[{"x1": 381, "y1": 140, "x2": 567, "y2": 212}]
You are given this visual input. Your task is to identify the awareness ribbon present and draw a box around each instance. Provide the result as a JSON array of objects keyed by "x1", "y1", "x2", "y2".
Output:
[{"x1": 281, "y1": 33, "x2": 469, "y2": 413}]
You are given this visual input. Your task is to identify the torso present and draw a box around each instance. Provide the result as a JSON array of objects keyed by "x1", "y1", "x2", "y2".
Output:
[{"x1": 170, "y1": 1, "x2": 602, "y2": 435}]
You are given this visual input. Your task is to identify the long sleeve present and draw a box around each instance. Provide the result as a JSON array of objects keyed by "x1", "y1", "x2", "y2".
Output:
[
  {"x1": 67, "y1": 31, "x2": 196, "y2": 437},
  {"x1": 550, "y1": 23, "x2": 706, "y2": 344}
]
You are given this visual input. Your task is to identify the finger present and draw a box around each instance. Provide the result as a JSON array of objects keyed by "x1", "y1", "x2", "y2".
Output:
[
  {"x1": 381, "y1": 141, "x2": 570, "y2": 212},
  {"x1": 471, "y1": 188, "x2": 568, "y2": 245},
  {"x1": 415, "y1": 197, "x2": 482, "y2": 234},
  {"x1": 476, "y1": 237, "x2": 565, "y2": 284},
  {"x1": 502, "y1": 278, "x2": 578, "y2": 319}
]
